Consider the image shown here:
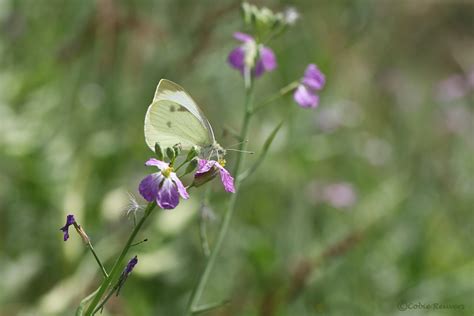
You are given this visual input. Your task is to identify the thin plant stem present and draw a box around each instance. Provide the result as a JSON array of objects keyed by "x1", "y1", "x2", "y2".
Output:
[
  {"x1": 86, "y1": 242, "x2": 108, "y2": 278},
  {"x1": 252, "y1": 81, "x2": 299, "y2": 114},
  {"x1": 186, "y1": 82, "x2": 255, "y2": 314},
  {"x1": 199, "y1": 187, "x2": 212, "y2": 257},
  {"x1": 84, "y1": 202, "x2": 156, "y2": 315}
]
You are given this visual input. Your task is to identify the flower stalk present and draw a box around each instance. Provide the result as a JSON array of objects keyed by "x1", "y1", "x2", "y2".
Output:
[
  {"x1": 252, "y1": 80, "x2": 299, "y2": 114},
  {"x1": 186, "y1": 80, "x2": 254, "y2": 314},
  {"x1": 87, "y1": 242, "x2": 108, "y2": 279},
  {"x1": 83, "y1": 202, "x2": 156, "y2": 315}
]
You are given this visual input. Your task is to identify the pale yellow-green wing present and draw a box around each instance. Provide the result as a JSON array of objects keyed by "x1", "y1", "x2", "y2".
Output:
[{"x1": 144, "y1": 79, "x2": 214, "y2": 151}]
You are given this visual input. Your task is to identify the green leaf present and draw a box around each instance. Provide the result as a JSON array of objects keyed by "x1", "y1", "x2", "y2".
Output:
[
  {"x1": 192, "y1": 299, "x2": 230, "y2": 315},
  {"x1": 238, "y1": 121, "x2": 283, "y2": 182},
  {"x1": 75, "y1": 288, "x2": 99, "y2": 316}
]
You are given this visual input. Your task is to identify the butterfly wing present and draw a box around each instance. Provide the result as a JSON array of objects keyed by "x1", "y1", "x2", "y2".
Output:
[{"x1": 144, "y1": 79, "x2": 215, "y2": 151}]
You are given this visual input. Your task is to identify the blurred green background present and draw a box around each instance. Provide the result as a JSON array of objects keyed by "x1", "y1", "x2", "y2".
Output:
[{"x1": 1, "y1": 1, "x2": 473, "y2": 315}]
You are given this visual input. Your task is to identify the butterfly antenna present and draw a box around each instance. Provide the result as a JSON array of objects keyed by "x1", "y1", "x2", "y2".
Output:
[
  {"x1": 226, "y1": 140, "x2": 249, "y2": 148},
  {"x1": 226, "y1": 148, "x2": 254, "y2": 154}
]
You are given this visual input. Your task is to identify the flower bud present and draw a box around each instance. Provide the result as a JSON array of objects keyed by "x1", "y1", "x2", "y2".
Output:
[
  {"x1": 242, "y1": 2, "x2": 256, "y2": 26},
  {"x1": 173, "y1": 144, "x2": 182, "y2": 157},
  {"x1": 185, "y1": 146, "x2": 199, "y2": 162},
  {"x1": 154, "y1": 143, "x2": 164, "y2": 160},
  {"x1": 166, "y1": 147, "x2": 175, "y2": 161}
]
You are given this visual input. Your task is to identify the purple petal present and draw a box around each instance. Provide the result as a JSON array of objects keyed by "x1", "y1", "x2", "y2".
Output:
[
  {"x1": 259, "y1": 46, "x2": 277, "y2": 72},
  {"x1": 60, "y1": 214, "x2": 76, "y2": 241},
  {"x1": 233, "y1": 32, "x2": 253, "y2": 43},
  {"x1": 217, "y1": 166, "x2": 235, "y2": 193},
  {"x1": 139, "y1": 173, "x2": 162, "y2": 202},
  {"x1": 195, "y1": 159, "x2": 216, "y2": 176},
  {"x1": 170, "y1": 173, "x2": 189, "y2": 199},
  {"x1": 254, "y1": 47, "x2": 277, "y2": 77},
  {"x1": 157, "y1": 178, "x2": 180, "y2": 209},
  {"x1": 61, "y1": 229, "x2": 70, "y2": 241},
  {"x1": 294, "y1": 85, "x2": 319, "y2": 108},
  {"x1": 302, "y1": 64, "x2": 325, "y2": 90},
  {"x1": 145, "y1": 158, "x2": 168, "y2": 170},
  {"x1": 227, "y1": 47, "x2": 246, "y2": 72}
]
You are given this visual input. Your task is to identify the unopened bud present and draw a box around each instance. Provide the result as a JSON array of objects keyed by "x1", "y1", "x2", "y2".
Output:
[
  {"x1": 173, "y1": 144, "x2": 182, "y2": 157},
  {"x1": 166, "y1": 147, "x2": 175, "y2": 161},
  {"x1": 185, "y1": 146, "x2": 199, "y2": 162},
  {"x1": 154, "y1": 143, "x2": 164, "y2": 160}
]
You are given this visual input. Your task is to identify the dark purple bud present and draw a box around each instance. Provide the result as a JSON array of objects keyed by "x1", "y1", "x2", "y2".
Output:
[
  {"x1": 60, "y1": 214, "x2": 76, "y2": 241},
  {"x1": 115, "y1": 255, "x2": 139, "y2": 296},
  {"x1": 124, "y1": 255, "x2": 138, "y2": 276}
]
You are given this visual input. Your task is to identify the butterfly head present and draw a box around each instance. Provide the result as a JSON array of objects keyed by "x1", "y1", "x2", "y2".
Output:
[
  {"x1": 213, "y1": 142, "x2": 226, "y2": 158},
  {"x1": 200, "y1": 141, "x2": 226, "y2": 161}
]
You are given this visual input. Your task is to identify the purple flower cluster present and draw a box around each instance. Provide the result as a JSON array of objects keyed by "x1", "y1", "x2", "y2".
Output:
[
  {"x1": 227, "y1": 32, "x2": 325, "y2": 109},
  {"x1": 138, "y1": 157, "x2": 235, "y2": 210},
  {"x1": 294, "y1": 64, "x2": 326, "y2": 108}
]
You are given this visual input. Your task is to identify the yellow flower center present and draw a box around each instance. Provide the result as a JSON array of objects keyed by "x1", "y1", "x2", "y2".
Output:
[
  {"x1": 162, "y1": 166, "x2": 174, "y2": 178},
  {"x1": 218, "y1": 159, "x2": 226, "y2": 167}
]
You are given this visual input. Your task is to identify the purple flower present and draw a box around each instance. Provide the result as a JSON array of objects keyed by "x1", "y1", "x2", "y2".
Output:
[
  {"x1": 139, "y1": 158, "x2": 189, "y2": 209},
  {"x1": 60, "y1": 214, "x2": 76, "y2": 241},
  {"x1": 194, "y1": 159, "x2": 235, "y2": 193},
  {"x1": 294, "y1": 64, "x2": 325, "y2": 108},
  {"x1": 228, "y1": 32, "x2": 276, "y2": 77}
]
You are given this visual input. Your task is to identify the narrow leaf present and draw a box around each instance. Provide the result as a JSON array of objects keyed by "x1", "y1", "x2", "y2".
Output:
[
  {"x1": 192, "y1": 299, "x2": 230, "y2": 315},
  {"x1": 75, "y1": 288, "x2": 99, "y2": 316}
]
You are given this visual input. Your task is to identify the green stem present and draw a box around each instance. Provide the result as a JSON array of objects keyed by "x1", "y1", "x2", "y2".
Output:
[
  {"x1": 186, "y1": 83, "x2": 255, "y2": 314},
  {"x1": 84, "y1": 202, "x2": 156, "y2": 315},
  {"x1": 199, "y1": 187, "x2": 212, "y2": 257},
  {"x1": 93, "y1": 281, "x2": 119, "y2": 314},
  {"x1": 86, "y1": 243, "x2": 108, "y2": 278},
  {"x1": 252, "y1": 81, "x2": 299, "y2": 114}
]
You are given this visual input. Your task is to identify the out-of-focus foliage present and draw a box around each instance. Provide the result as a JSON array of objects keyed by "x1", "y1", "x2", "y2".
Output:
[{"x1": 0, "y1": 1, "x2": 473, "y2": 315}]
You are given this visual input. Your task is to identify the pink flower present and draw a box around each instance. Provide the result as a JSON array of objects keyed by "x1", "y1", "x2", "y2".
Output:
[
  {"x1": 294, "y1": 64, "x2": 325, "y2": 108},
  {"x1": 139, "y1": 158, "x2": 189, "y2": 209},
  {"x1": 194, "y1": 159, "x2": 235, "y2": 193}
]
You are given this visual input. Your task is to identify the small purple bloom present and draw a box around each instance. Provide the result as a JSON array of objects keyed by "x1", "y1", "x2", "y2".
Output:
[
  {"x1": 139, "y1": 158, "x2": 189, "y2": 209},
  {"x1": 228, "y1": 32, "x2": 276, "y2": 78},
  {"x1": 294, "y1": 64, "x2": 325, "y2": 108},
  {"x1": 60, "y1": 214, "x2": 76, "y2": 241},
  {"x1": 116, "y1": 255, "x2": 138, "y2": 296},
  {"x1": 195, "y1": 159, "x2": 235, "y2": 193},
  {"x1": 124, "y1": 255, "x2": 138, "y2": 276}
]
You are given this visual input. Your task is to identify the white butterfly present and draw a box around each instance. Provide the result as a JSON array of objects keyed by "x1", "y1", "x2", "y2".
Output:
[{"x1": 144, "y1": 79, "x2": 225, "y2": 159}]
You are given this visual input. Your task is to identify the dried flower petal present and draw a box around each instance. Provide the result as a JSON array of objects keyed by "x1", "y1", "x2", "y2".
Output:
[{"x1": 60, "y1": 214, "x2": 76, "y2": 241}]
